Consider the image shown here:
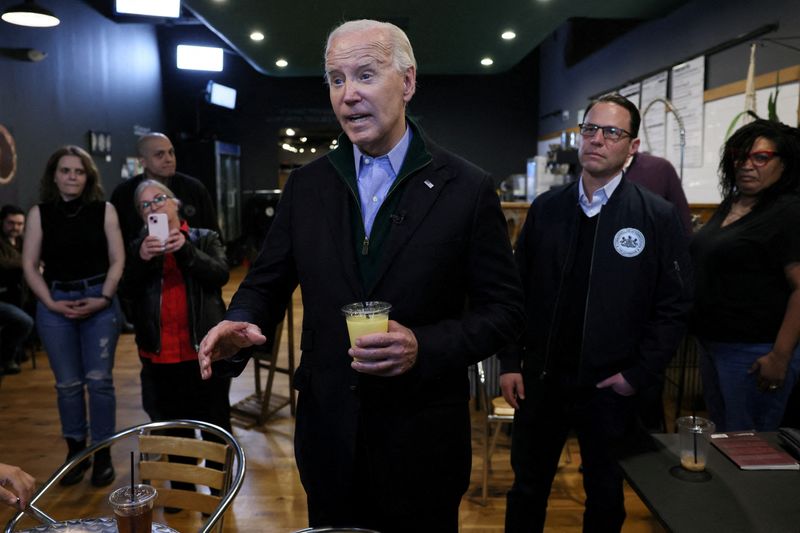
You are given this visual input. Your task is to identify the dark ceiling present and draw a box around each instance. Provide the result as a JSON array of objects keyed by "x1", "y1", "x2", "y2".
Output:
[{"x1": 183, "y1": 0, "x2": 689, "y2": 77}]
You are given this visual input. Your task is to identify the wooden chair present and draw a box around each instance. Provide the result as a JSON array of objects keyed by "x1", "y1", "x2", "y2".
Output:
[
  {"x1": 138, "y1": 431, "x2": 231, "y2": 521},
  {"x1": 474, "y1": 361, "x2": 572, "y2": 506},
  {"x1": 4, "y1": 420, "x2": 246, "y2": 533},
  {"x1": 230, "y1": 305, "x2": 296, "y2": 427}
]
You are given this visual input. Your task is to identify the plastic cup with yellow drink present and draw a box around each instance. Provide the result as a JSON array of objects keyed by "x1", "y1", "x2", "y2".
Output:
[{"x1": 342, "y1": 301, "x2": 392, "y2": 358}]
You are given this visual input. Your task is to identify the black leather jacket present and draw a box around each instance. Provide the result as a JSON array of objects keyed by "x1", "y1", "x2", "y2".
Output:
[{"x1": 123, "y1": 227, "x2": 229, "y2": 354}]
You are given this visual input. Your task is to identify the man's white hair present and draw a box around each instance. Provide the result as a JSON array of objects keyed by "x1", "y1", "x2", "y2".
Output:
[{"x1": 324, "y1": 19, "x2": 417, "y2": 83}]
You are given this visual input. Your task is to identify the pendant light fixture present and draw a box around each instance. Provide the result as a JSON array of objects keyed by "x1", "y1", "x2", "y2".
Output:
[{"x1": 1, "y1": 0, "x2": 60, "y2": 28}]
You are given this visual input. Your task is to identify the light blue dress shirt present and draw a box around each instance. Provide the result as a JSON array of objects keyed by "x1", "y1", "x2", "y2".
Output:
[
  {"x1": 577, "y1": 172, "x2": 623, "y2": 217},
  {"x1": 352, "y1": 127, "x2": 412, "y2": 237}
]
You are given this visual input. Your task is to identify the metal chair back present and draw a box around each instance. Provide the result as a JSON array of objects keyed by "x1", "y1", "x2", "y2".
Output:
[{"x1": 4, "y1": 420, "x2": 246, "y2": 533}]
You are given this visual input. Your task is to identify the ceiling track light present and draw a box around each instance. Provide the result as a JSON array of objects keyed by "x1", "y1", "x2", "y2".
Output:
[{"x1": 1, "y1": 0, "x2": 60, "y2": 28}]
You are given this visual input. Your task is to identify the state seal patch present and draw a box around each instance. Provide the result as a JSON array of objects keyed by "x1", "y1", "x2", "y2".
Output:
[{"x1": 613, "y1": 228, "x2": 645, "y2": 257}]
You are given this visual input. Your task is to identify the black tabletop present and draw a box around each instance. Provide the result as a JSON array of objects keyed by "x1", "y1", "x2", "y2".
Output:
[{"x1": 619, "y1": 433, "x2": 800, "y2": 533}]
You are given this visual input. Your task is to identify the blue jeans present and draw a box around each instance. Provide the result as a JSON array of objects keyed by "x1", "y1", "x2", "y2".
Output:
[
  {"x1": 0, "y1": 301, "x2": 33, "y2": 365},
  {"x1": 36, "y1": 281, "x2": 121, "y2": 442},
  {"x1": 699, "y1": 341, "x2": 800, "y2": 432}
]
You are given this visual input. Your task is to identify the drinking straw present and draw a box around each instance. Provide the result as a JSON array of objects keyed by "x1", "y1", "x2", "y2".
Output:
[
  {"x1": 130, "y1": 451, "x2": 135, "y2": 502},
  {"x1": 691, "y1": 392, "x2": 698, "y2": 464}
]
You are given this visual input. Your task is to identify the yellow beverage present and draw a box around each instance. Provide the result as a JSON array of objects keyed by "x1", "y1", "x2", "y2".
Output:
[
  {"x1": 680, "y1": 454, "x2": 706, "y2": 472},
  {"x1": 345, "y1": 314, "x2": 389, "y2": 347}
]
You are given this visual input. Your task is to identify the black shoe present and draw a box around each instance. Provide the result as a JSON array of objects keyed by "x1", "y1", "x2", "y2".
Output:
[
  {"x1": 60, "y1": 458, "x2": 91, "y2": 486},
  {"x1": 3, "y1": 361, "x2": 20, "y2": 375},
  {"x1": 91, "y1": 448, "x2": 115, "y2": 487},
  {"x1": 60, "y1": 438, "x2": 90, "y2": 486}
]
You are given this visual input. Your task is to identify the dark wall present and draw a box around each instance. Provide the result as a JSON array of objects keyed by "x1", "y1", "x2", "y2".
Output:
[
  {"x1": 538, "y1": 0, "x2": 800, "y2": 136},
  {"x1": 0, "y1": 0, "x2": 165, "y2": 210},
  {"x1": 411, "y1": 49, "x2": 539, "y2": 182},
  {"x1": 158, "y1": 24, "x2": 539, "y2": 191},
  {"x1": 156, "y1": 23, "x2": 334, "y2": 192}
]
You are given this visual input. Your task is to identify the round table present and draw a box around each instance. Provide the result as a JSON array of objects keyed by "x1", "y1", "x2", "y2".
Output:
[{"x1": 19, "y1": 516, "x2": 178, "y2": 533}]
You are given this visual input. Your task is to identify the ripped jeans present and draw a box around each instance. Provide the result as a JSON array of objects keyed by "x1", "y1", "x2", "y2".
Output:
[{"x1": 37, "y1": 281, "x2": 120, "y2": 443}]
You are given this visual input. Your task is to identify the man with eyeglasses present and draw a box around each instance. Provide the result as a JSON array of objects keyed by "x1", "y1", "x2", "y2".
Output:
[{"x1": 499, "y1": 93, "x2": 693, "y2": 532}]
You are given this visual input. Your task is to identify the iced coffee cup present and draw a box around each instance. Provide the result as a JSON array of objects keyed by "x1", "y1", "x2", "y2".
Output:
[
  {"x1": 677, "y1": 415, "x2": 715, "y2": 472},
  {"x1": 109, "y1": 484, "x2": 157, "y2": 533},
  {"x1": 342, "y1": 301, "x2": 392, "y2": 350}
]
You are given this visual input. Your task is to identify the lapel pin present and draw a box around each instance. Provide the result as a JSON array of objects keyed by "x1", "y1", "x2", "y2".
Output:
[{"x1": 424, "y1": 180, "x2": 434, "y2": 189}]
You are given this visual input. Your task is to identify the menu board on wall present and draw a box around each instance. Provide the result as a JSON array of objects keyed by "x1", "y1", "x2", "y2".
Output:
[
  {"x1": 619, "y1": 82, "x2": 641, "y2": 109},
  {"x1": 669, "y1": 55, "x2": 705, "y2": 168},
  {"x1": 640, "y1": 71, "x2": 669, "y2": 157}
]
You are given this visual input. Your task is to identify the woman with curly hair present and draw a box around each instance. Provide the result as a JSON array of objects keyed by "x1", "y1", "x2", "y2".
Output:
[{"x1": 692, "y1": 119, "x2": 800, "y2": 431}]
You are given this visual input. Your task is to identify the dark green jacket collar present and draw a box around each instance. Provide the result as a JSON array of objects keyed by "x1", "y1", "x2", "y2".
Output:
[
  {"x1": 326, "y1": 116, "x2": 433, "y2": 294},
  {"x1": 327, "y1": 116, "x2": 433, "y2": 196}
]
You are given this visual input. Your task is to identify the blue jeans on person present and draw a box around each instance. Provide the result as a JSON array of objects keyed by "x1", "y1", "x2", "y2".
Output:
[
  {"x1": 699, "y1": 341, "x2": 800, "y2": 432},
  {"x1": 36, "y1": 281, "x2": 121, "y2": 443},
  {"x1": 0, "y1": 300, "x2": 33, "y2": 366}
]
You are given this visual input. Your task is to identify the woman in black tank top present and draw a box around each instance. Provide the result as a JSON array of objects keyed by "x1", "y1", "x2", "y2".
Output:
[{"x1": 22, "y1": 146, "x2": 125, "y2": 488}]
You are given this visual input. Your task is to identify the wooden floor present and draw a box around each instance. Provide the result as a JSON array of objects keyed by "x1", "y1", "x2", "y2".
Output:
[{"x1": 0, "y1": 266, "x2": 665, "y2": 532}]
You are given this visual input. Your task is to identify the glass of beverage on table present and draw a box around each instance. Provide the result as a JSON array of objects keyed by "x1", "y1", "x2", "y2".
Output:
[
  {"x1": 677, "y1": 415, "x2": 716, "y2": 472},
  {"x1": 109, "y1": 484, "x2": 157, "y2": 533},
  {"x1": 342, "y1": 301, "x2": 392, "y2": 357}
]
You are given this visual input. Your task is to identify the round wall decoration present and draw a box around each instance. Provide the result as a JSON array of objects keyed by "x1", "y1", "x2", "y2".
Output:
[{"x1": 0, "y1": 124, "x2": 17, "y2": 185}]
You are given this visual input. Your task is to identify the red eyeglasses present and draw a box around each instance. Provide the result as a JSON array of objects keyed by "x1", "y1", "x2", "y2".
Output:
[{"x1": 732, "y1": 150, "x2": 780, "y2": 168}]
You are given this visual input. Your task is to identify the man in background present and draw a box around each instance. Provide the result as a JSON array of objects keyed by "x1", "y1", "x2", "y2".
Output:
[
  {"x1": 500, "y1": 94, "x2": 692, "y2": 532},
  {"x1": 0, "y1": 205, "x2": 33, "y2": 375},
  {"x1": 111, "y1": 132, "x2": 219, "y2": 246},
  {"x1": 111, "y1": 133, "x2": 220, "y2": 421},
  {"x1": 198, "y1": 19, "x2": 524, "y2": 533},
  {"x1": 625, "y1": 151, "x2": 693, "y2": 235}
]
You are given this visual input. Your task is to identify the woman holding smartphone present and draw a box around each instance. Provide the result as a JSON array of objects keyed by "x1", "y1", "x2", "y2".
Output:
[
  {"x1": 123, "y1": 179, "x2": 231, "y2": 505},
  {"x1": 22, "y1": 145, "x2": 124, "y2": 487}
]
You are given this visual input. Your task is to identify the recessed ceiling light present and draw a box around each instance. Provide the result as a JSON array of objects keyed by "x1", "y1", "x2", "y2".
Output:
[
  {"x1": 275, "y1": 58, "x2": 288, "y2": 68},
  {"x1": 501, "y1": 30, "x2": 516, "y2": 40},
  {"x1": 250, "y1": 31, "x2": 264, "y2": 42},
  {"x1": 480, "y1": 57, "x2": 494, "y2": 67},
  {"x1": 300, "y1": 137, "x2": 307, "y2": 143},
  {"x1": 285, "y1": 128, "x2": 295, "y2": 136},
  {"x1": 310, "y1": 148, "x2": 317, "y2": 153}
]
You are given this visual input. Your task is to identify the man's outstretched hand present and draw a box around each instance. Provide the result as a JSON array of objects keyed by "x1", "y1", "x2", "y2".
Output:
[{"x1": 198, "y1": 320, "x2": 267, "y2": 379}]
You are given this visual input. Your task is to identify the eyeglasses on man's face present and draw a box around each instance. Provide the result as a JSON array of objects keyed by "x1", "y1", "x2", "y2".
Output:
[
  {"x1": 732, "y1": 150, "x2": 780, "y2": 168},
  {"x1": 578, "y1": 123, "x2": 632, "y2": 142},
  {"x1": 139, "y1": 194, "x2": 171, "y2": 211}
]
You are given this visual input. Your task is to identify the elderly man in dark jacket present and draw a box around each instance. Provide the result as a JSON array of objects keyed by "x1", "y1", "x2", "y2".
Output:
[{"x1": 198, "y1": 19, "x2": 524, "y2": 533}]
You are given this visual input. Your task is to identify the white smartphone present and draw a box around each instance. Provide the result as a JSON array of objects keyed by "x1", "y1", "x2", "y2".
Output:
[{"x1": 147, "y1": 213, "x2": 169, "y2": 244}]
